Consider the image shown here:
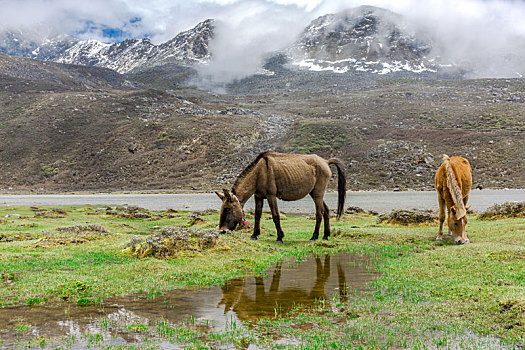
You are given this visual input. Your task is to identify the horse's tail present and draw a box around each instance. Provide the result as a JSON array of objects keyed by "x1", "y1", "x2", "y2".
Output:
[{"x1": 328, "y1": 158, "x2": 346, "y2": 219}]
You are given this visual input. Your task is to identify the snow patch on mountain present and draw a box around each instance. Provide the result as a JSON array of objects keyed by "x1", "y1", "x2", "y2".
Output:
[{"x1": 295, "y1": 58, "x2": 437, "y2": 74}]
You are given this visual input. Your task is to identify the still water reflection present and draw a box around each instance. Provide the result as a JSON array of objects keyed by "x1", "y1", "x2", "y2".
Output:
[
  {"x1": 0, "y1": 253, "x2": 375, "y2": 347},
  {"x1": 220, "y1": 254, "x2": 373, "y2": 319}
]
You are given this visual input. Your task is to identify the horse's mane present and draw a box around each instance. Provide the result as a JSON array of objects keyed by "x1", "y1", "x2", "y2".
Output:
[
  {"x1": 232, "y1": 151, "x2": 269, "y2": 195},
  {"x1": 443, "y1": 154, "x2": 467, "y2": 219}
]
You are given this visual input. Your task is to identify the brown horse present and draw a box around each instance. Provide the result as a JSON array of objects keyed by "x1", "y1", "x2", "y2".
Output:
[
  {"x1": 435, "y1": 155, "x2": 472, "y2": 244},
  {"x1": 216, "y1": 151, "x2": 346, "y2": 243}
]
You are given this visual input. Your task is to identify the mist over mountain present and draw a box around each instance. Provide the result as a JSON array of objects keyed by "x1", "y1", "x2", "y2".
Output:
[
  {"x1": 1, "y1": 4, "x2": 525, "y2": 83},
  {"x1": 0, "y1": 31, "x2": 78, "y2": 61}
]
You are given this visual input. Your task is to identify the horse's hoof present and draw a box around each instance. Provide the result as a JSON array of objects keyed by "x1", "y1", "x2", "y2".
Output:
[
  {"x1": 309, "y1": 238, "x2": 317, "y2": 242},
  {"x1": 276, "y1": 240, "x2": 283, "y2": 245},
  {"x1": 322, "y1": 236, "x2": 329, "y2": 240},
  {"x1": 250, "y1": 235, "x2": 258, "y2": 240}
]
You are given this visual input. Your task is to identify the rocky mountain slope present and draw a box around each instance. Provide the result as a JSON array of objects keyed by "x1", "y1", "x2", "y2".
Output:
[
  {"x1": 0, "y1": 53, "x2": 293, "y2": 192},
  {"x1": 286, "y1": 6, "x2": 440, "y2": 75}
]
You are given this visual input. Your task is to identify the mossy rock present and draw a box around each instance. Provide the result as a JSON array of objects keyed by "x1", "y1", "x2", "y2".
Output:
[{"x1": 377, "y1": 209, "x2": 437, "y2": 226}]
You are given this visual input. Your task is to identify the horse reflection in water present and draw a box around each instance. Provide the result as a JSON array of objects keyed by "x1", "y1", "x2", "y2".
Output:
[{"x1": 218, "y1": 255, "x2": 349, "y2": 320}]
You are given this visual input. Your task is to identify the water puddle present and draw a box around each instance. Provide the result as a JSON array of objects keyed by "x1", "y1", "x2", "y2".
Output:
[{"x1": 0, "y1": 252, "x2": 375, "y2": 348}]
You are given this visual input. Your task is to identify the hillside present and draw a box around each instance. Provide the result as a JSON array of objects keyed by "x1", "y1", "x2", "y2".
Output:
[
  {"x1": 0, "y1": 53, "x2": 132, "y2": 91},
  {"x1": 0, "y1": 52, "x2": 523, "y2": 192},
  {"x1": 0, "y1": 54, "x2": 291, "y2": 192}
]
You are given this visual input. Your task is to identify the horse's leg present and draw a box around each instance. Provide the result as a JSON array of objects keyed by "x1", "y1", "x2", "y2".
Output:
[
  {"x1": 255, "y1": 276, "x2": 265, "y2": 302},
  {"x1": 461, "y1": 194, "x2": 470, "y2": 243},
  {"x1": 269, "y1": 261, "x2": 282, "y2": 294},
  {"x1": 310, "y1": 256, "x2": 330, "y2": 299},
  {"x1": 436, "y1": 192, "x2": 445, "y2": 241},
  {"x1": 251, "y1": 195, "x2": 264, "y2": 240},
  {"x1": 337, "y1": 262, "x2": 348, "y2": 302},
  {"x1": 267, "y1": 195, "x2": 284, "y2": 243},
  {"x1": 309, "y1": 194, "x2": 324, "y2": 241},
  {"x1": 322, "y1": 201, "x2": 330, "y2": 240}
]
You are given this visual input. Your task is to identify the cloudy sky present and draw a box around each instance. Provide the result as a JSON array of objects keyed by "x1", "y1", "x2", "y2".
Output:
[
  {"x1": 1, "y1": 0, "x2": 525, "y2": 78},
  {"x1": 1, "y1": 0, "x2": 524, "y2": 43}
]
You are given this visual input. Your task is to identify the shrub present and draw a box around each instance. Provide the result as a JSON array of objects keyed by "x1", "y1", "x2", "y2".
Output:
[{"x1": 124, "y1": 227, "x2": 220, "y2": 259}]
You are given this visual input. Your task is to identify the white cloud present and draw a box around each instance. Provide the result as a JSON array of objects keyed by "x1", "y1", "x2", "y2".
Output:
[{"x1": 198, "y1": 1, "x2": 310, "y2": 84}]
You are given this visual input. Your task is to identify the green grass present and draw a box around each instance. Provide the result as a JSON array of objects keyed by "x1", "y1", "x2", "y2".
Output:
[{"x1": 0, "y1": 205, "x2": 524, "y2": 348}]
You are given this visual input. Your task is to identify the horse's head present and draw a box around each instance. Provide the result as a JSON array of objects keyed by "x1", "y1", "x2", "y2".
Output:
[
  {"x1": 448, "y1": 205, "x2": 470, "y2": 244},
  {"x1": 215, "y1": 189, "x2": 245, "y2": 233}
]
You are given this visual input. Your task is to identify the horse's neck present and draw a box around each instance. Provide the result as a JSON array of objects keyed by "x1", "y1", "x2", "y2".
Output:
[{"x1": 233, "y1": 174, "x2": 256, "y2": 207}]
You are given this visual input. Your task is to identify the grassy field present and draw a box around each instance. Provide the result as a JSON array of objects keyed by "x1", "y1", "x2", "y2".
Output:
[{"x1": 0, "y1": 204, "x2": 524, "y2": 349}]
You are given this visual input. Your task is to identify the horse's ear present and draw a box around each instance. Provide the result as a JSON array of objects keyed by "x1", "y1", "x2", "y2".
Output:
[
  {"x1": 215, "y1": 191, "x2": 225, "y2": 201},
  {"x1": 223, "y1": 189, "x2": 233, "y2": 202}
]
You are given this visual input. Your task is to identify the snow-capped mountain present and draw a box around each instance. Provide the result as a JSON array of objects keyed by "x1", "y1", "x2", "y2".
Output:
[
  {"x1": 286, "y1": 6, "x2": 440, "y2": 75},
  {"x1": 0, "y1": 19, "x2": 214, "y2": 74},
  {"x1": 149, "y1": 19, "x2": 214, "y2": 67},
  {"x1": 56, "y1": 38, "x2": 156, "y2": 73},
  {"x1": 56, "y1": 19, "x2": 214, "y2": 73}
]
